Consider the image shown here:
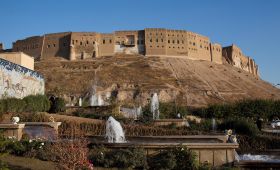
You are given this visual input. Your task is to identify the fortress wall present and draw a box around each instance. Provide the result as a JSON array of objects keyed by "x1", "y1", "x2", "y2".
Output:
[
  {"x1": 42, "y1": 32, "x2": 71, "y2": 59},
  {"x1": 98, "y1": 33, "x2": 114, "y2": 57},
  {"x1": 0, "y1": 58, "x2": 44, "y2": 99},
  {"x1": 165, "y1": 29, "x2": 188, "y2": 57},
  {"x1": 70, "y1": 32, "x2": 99, "y2": 60},
  {"x1": 210, "y1": 43, "x2": 223, "y2": 64},
  {"x1": 189, "y1": 32, "x2": 211, "y2": 61},
  {"x1": 222, "y1": 45, "x2": 259, "y2": 77},
  {"x1": 12, "y1": 36, "x2": 44, "y2": 60},
  {"x1": 0, "y1": 43, "x2": 3, "y2": 51},
  {"x1": 114, "y1": 30, "x2": 145, "y2": 55},
  {"x1": 145, "y1": 28, "x2": 167, "y2": 56}
]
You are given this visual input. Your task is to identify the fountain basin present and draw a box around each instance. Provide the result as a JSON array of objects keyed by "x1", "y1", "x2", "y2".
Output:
[
  {"x1": 153, "y1": 119, "x2": 190, "y2": 127},
  {"x1": 89, "y1": 135, "x2": 238, "y2": 166},
  {"x1": 0, "y1": 123, "x2": 25, "y2": 140}
]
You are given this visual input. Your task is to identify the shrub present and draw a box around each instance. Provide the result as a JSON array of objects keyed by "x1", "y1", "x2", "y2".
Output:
[
  {"x1": 218, "y1": 118, "x2": 259, "y2": 136},
  {"x1": 193, "y1": 99, "x2": 280, "y2": 120},
  {"x1": 148, "y1": 150, "x2": 176, "y2": 170},
  {"x1": 49, "y1": 97, "x2": 65, "y2": 113},
  {"x1": 188, "y1": 119, "x2": 213, "y2": 132},
  {"x1": 148, "y1": 147, "x2": 198, "y2": 170},
  {"x1": 139, "y1": 106, "x2": 153, "y2": 124},
  {"x1": 5, "y1": 98, "x2": 26, "y2": 113},
  {"x1": 23, "y1": 95, "x2": 50, "y2": 112},
  {"x1": 159, "y1": 102, "x2": 188, "y2": 119},
  {"x1": 89, "y1": 146, "x2": 147, "y2": 169},
  {"x1": 0, "y1": 95, "x2": 50, "y2": 114}
]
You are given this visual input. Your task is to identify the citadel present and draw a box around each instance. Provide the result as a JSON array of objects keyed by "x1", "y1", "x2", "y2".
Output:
[{"x1": 0, "y1": 28, "x2": 259, "y2": 77}]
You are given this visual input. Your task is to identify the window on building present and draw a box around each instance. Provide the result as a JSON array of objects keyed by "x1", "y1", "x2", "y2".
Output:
[
  {"x1": 162, "y1": 46, "x2": 164, "y2": 48},
  {"x1": 157, "y1": 45, "x2": 159, "y2": 48},
  {"x1": 93, "y1": 41, "x2": 95, "y2": 44},
  {"x1": 72, "y1": 40, "x2": 75, "y2": 44},
  {"x1": 172, "y1": 40, "x2": 175, "y2": 44},
  {"x1": 150, "y1": 39, "x2": 152, "y2": 42},
  {"x1": 109, "y1": 39, "x2": 112, "y2": 44},
  {"x1": 177, "y1": 40, "x2": 180, "y2": 44},
  {"x1": 86, "y1": 41, "x2": 89, "y2": 44},
  {"x1": 53, "y1": 44, "x2": 56, "y2": 47},
  {"x1": 182, "y1": 40, "x2": 184, "y2": 44},
  {"x1": 156, "y1": 39, "x2": 158, "y2": 42},
  {"x1": 47, "y1": 45, "x2": 50, "y2": 48},
  {"x1": 150, "y1": 45, "x2": 152, "y2": 48},
  {"x1": 80, "y1": 42, "x2": 83, "y2": 45},
  {"x1": 193, "y1": 42, "x2": 196, "y2": 46},
  {"x1": 168, "y1": 40, "x2": 170, "y2": 43},
  {"x1": 161, "y1": 39, "x2": 163, "y2": 42},
  {"x1": 103, "y1": 40, "x2": 105, "y2": 44}
]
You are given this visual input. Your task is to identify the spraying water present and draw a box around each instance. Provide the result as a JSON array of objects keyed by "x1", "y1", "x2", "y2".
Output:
[
  {"x1": 90, "y1": 85, "x2": 104, "y2": 106},
  {"x1": 105, "y1": 116, "x2": 126, "y2": 143},
  {"x1": 150, "y1": 93, "x2": 160, "y2": 119},
  {"x1": 212, "y1": 118, "x2": 216, "y2": 131},
  {"x1": 79, "y1": 97, "x2": 82, "y2": 107}
]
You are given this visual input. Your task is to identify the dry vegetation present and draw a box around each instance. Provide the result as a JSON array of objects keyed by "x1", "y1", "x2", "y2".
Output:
[{"x1": 35, "y1": 55, "x2": 280, "y2": 107}]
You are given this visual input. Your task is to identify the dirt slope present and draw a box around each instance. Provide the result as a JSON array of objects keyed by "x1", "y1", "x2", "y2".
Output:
[{"x1": 35, "y1": 55, "x2": 280, "y2": 107}]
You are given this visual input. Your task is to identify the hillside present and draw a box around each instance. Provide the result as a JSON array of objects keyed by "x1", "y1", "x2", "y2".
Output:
[{"x1": 35, "y1": 55, "x2": 280, "y2": 107}]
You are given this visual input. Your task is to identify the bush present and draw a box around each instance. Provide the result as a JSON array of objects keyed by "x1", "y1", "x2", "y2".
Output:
[
  {"x1": 218, "y1": 118, "x2": 259, "y2": 136},
  {"x1": 23, "y1": 95, "x2": 50, "y2": 112},
  {"x1": 159, "y1": 102, "x2": 188, "y2": 119},
  {"x1": 193, "y1": 99, "x2": 280, "y2": 120},
  {"x1": 89, "y1": 146, "x2": 148, "y2": 169},
  {"x1": 0, "y1": 95, "x2": 50, "y2": 114},
  {"x1": 148, "y1": 147, "x2": 198, "y2": 170},
  {"x1": 5, "y1": 98, "x2": 26, "y2": 113},
  {"x1": 139, "y1": 106, "x2": 153, "y2": 124},
  {"x1": 49, "y1": 97, "x2": 65, "y2": 113},
  {"x1": 188, "y1": 119, "x2": 213, "y2": 132}
]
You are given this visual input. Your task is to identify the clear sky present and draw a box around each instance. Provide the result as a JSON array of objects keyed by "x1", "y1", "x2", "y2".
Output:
[{"x1": 0, "y1": 0, "x2": 279, "y2": 85}]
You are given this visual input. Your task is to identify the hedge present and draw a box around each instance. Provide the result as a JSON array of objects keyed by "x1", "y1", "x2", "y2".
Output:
[{"x1": 0, "y1": 95, "x2": 51, "y2": 114}]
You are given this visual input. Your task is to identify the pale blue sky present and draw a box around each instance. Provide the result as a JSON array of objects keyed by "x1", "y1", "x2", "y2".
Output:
[{"x1": 0, "y1": 0, "x2": 279, "y2": 85}]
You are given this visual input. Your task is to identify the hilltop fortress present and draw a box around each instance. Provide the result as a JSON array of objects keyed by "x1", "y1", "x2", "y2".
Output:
[{"x1": 0, "y1": 28, "x2": 259, "y2": 77}]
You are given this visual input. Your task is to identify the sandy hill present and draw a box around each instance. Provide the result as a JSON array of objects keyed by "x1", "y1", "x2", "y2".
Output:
[{"x1": 35, "y1": 55, "x2": 280, "y2": 107}]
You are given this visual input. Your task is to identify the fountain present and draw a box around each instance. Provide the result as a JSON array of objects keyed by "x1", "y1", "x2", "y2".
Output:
[
  {"x1": 212, "y1": 118, "x2": 216, "y2": 131},
  {"x1": 90, "y1": 85, "x2": 104, "y2": 106},
  {"x1": 79, "y1": 97, "x2": 82, "y2": 107},
  {"x1": 105, "y1": 116, "x2": 126, "y2": 143},
  {"x1": 150, "y1": 93, "x2": 159, "y2": 119}
]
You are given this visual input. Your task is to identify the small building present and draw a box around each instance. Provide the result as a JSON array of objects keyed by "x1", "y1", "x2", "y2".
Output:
[
  {"x1": 0, "y1": 52, "x2": 34, "y2": 70},
  {"x1": 0, "y1": 53, "x2": 44, "y2": 99}
]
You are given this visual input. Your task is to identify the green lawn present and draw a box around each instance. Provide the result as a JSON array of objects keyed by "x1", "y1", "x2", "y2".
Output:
[{"x1": 0, "y1": 154, "x2": 57, "y2": 170}]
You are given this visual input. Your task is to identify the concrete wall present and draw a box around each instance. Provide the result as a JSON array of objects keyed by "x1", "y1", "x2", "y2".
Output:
[
  {"x1": 0, "y1": 52, "x2": 34, "y2": 70},
  {"x1": 0, "y1": 58, "x2": 44, "y2": 99}
]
